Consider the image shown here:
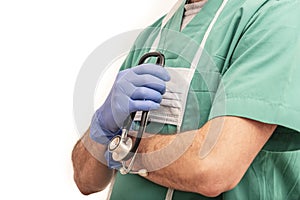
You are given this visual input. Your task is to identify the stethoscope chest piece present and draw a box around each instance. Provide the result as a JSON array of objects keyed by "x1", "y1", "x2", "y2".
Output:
[{"x1": 108, "y1": 135, "x2": 133, "y2": 162}]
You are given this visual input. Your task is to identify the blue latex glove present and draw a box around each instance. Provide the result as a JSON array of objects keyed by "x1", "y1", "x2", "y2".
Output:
[
  {"x1": 104, "y1": 150, "x2": 122, "y2": 169},
  {"x1": 90, "y1": 63, "x2": 170, "y2": 167}
]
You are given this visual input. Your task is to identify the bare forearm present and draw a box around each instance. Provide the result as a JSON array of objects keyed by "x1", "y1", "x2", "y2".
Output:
[
  {"x1": 72, "y1": 128, "x2": 114, "y2": 195},
  {"x1": 136, "y1": 117, "x2": 276, "y2": 197},
  {"x1": 136, "y1": 129, "x2": 210, "y2": 195}
]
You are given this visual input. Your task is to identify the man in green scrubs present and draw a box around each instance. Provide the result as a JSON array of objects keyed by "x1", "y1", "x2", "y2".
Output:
[{"x1": 72, "y1": 0, "x2": 300, "y2": 199}]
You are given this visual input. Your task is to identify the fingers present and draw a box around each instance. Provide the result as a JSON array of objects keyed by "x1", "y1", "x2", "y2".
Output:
[
  {"x1": 129, "y1": 74, "x2": 167, "y2": 94},
  {"x1": 132, "y1": 63, "x2": 171, "y2": 81},
  {"x1": 116, "y1": 85, "x2": 163, "y2": 114},
  {"x1": 113, "y1": 63, "x2": 171, "y2": 113},
  {"x1": 119, "y1": 64, "x2": 169, "y2": 95},
  {"x1": 131, "y1": 87, "x2": 163, "y2": 103},
  {"x1": 129, "y1": 99, "x2": 160, "y2": 113}
]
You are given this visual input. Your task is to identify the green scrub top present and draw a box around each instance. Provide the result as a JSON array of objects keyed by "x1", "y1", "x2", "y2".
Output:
[{"x1": 109, "y1": 0, "x2": 300, "y2": 199}]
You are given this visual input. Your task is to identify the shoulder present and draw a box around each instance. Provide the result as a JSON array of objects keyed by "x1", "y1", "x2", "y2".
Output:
[
  {"x1": 242, "y1": 0, "x2": 300, "y2": 21},
  {"x1": 225, "y1": 0, "x2": 300, "y2": 22}
]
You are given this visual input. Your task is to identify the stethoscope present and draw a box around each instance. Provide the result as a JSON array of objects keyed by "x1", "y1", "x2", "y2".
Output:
[{"x1": 108, "y1": 52, "x2": 165, "y2": 176}]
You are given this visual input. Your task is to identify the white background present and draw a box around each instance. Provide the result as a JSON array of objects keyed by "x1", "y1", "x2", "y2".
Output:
[{"x1": 0, "y1": 0, "x2": 177, "y2": 199}]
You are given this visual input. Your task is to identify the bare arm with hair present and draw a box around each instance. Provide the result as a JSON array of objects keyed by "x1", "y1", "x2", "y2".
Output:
[
  {"x1": 72, "y1": 116, "x2": 276, "y2": 197},
  {"x1": 71, "y1": 128, "x2": 115, "y2": 195},
  {"x1": 135, "y1": 116, "x2": 276, "y2": 197}
]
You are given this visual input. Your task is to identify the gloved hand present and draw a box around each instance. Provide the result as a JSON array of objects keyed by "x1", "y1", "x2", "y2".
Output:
[{"x1": 90, "y1": 63, "x2": 170, "y2": 145}]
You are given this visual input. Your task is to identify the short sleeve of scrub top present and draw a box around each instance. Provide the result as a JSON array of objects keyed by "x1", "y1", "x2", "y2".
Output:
[
  {"x1": 208, "y1": 1, "x2": 300, "y2": 199},
  {"x1": 209, "y1": 0, "x2": 300, "y2": 132}
]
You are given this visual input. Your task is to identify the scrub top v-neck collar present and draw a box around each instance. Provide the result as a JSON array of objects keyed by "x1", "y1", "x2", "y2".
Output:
[{"x1": 163, "y1": 0, "x2": 224, "y2": 37}]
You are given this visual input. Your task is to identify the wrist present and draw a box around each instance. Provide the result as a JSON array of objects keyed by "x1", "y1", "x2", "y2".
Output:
[
  {"x1": 80, "y1": 129, "x2": 108, "y2": 164},
  {"x1": 90, "y1": 113, "x2": 122, "y2": 145}
]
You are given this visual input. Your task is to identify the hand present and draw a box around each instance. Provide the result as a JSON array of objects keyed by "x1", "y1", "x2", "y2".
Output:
[{"x1": 90, "y1": 63, "x2": 170, "y2": 145}]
